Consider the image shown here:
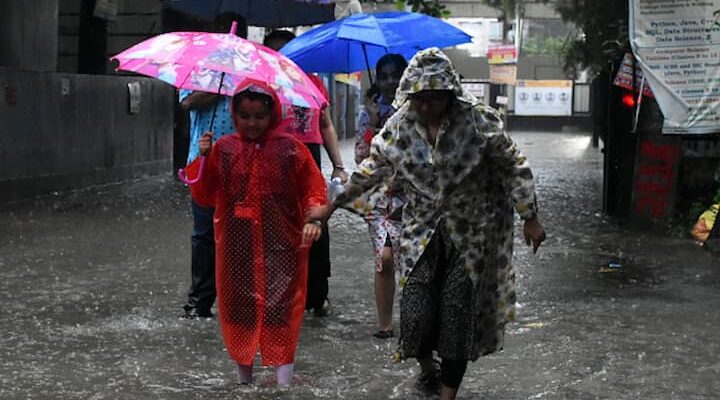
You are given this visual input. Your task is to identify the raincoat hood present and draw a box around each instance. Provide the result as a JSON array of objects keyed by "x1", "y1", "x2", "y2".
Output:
[
  {"x1": 231, "y1": 79, "x2": 284, "y2": 140},
  {"x1": 393, "y1": 47, "x2": 477, "y2": 109}
]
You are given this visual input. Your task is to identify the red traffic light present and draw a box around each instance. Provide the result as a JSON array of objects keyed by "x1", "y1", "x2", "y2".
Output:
[{"x1": 621, "y1": 93, "x2": 636, "y2": 108}]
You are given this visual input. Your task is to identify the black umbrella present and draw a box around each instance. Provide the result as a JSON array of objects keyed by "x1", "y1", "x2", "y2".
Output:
[{"x1": 163, "y1": 0, "x2": 335, "y2": 27}]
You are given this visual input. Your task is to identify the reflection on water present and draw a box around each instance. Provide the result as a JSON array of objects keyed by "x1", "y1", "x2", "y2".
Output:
[{"x1": 3, "y1": 133, "x2": 719, "y2": 399}]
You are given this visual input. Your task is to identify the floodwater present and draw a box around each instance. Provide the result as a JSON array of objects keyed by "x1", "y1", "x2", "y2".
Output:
[{"x1": 1, "y1": 132, "x2": 718, "y2": 399}]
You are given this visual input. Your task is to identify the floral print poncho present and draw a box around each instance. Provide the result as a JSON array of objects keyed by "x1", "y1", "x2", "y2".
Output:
[{"x1": 334, "y1": 48, "x2": 538, "y2": 327}]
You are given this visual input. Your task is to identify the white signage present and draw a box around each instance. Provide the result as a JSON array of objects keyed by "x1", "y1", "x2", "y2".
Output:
[
  {"x1": 461, "y1": 82, "x2": 485, "y2": 99},
  {"x1": 630, "y1": 0, "x2": 720, "y2": 134},
  {"x1": 514, "y1": 80, "x2": 573, "y2": 116},
  {"x1": 447, "y1": 18, "x2": 503, "y2": 57}
]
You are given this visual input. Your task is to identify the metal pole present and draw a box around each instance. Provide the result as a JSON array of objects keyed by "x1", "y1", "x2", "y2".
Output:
[{"x1": 362, "y1": 43, "x2": 374, "y2": 86}]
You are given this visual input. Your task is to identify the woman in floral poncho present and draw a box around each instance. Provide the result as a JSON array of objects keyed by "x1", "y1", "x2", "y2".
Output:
[{"x1": 312, "y1": 48, "x2": 546, "y2": 399}]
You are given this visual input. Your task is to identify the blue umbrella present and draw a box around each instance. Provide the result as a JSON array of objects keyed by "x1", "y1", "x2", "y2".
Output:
[
  {"x1": 280, "y1": 11, "x2": 472, "y2": 80},
  {"x1": 163, "y1": 0, "x2": 335, "y2": 28}
]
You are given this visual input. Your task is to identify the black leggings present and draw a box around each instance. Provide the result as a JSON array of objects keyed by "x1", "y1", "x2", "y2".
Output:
[
  {"x1": 304, "y1": 143, "x2": 331, "y2": 310},
  {"x1": 440, "y1": 358, "x2": 468, "y2": 389}
]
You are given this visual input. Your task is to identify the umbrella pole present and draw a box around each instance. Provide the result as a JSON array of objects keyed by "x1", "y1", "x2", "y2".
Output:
[
  {"x1": 208, "y1": 72, "x2": 226, "y2": 132},
  {"x1": 362, "y1": 44, "x2": 374, "y2": 86}
]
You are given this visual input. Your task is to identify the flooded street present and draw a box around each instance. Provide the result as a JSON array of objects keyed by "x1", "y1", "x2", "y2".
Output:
[{"x1": 1, "y1": 131, "x2": 718, "y2": 399}]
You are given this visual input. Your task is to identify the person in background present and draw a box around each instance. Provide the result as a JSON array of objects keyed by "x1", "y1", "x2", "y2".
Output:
[
  {"x1": 354, "y1": 54, "x2": 408, "y2": 339},
  {"x1": 186, "y1": 81, "x2": 327, "y2": 386},
  {"x1": 264, "y1": 30, "x2": 348, "y2": 317},
  {"x1": 179, "y1": 13, "x2": 247, "y2": 319}
]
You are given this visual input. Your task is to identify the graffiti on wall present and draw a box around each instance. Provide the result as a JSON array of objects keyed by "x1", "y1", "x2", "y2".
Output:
[{"x1": 632, "y1": 138, "x2": 681, "y2": 219}]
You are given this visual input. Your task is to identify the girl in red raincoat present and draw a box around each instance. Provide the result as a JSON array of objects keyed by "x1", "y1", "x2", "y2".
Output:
[{"x1": 186, "y1": 80, "x2": 327, "y2": 386}]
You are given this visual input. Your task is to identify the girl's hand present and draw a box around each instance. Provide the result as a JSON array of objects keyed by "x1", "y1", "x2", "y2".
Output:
[
  {"x1": 199, "y1": 132, "x2": 214, "y2": 156},
  {"x1": 306, "y1": 205, "x2": 335, "y2": 225},
  {"x1": 301, "y1": 221, "x2": 322, "y2": 246}
]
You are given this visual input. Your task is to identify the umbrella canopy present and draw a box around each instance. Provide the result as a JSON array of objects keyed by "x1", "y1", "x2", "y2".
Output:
[
  {"x1": 111, "y1": 22, "x2": 328, "y2": 185},
  {"x1": 111, "y1": 23, "x2": 327, "y2": 110},
  {"x1": 280, "y1": 11, "x2": 472, "y2": 74},
  {"x1": 163, "y1": 0, "x2": 335, "y2": 28}
]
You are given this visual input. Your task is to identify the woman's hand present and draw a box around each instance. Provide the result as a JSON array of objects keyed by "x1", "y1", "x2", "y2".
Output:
[
  {"x1": 331, "y1": 167, "x2": 349, "y2": 183},
  {"x1": 199, "y1": 131, "x2": 214, "y2": 156},
  {"x1": 301, "y1": 221, "x2": 322, "y2": 246},
  {"x1": 365, "y1": 95, "x2": 381, "y2": 128}
]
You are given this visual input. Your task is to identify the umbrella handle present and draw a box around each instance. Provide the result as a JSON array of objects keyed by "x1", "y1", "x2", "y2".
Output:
[
  {"x1": 177, "y1": 156, "x2": 206, "y2": 185},
  {"x1": 208, "y1": 72, "x2": 226, "y2": 131},
  {"x1": 362, "y1": 44, "x2": 374, "y2": 86}
]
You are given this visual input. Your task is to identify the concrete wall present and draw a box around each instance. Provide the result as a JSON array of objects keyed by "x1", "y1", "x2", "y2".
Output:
[
  {"x1": 0, "y1": 68, "x2": 175, "y2": 202},
  {"x1": 0, "y1": 0, "x2": 59, "y2": 72},
  {"x1": 59, "y1": 0, "x2": 162, "y2": 73},
  {"x1": 444, "y1": 49, "x2": 567, "y2": 81}
]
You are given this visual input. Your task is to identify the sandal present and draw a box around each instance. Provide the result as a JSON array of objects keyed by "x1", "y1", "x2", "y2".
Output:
[{"x1": 372, "y1": 329, "x2": 394, "y2": 339}]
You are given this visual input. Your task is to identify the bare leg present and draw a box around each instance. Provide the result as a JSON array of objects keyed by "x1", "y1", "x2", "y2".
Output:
[
  {"x1": 374, "y1": 246, "x2": 395, "y2": 332},
  {"x1": 236, "y1": 363, "x2": 253, "y2": 384},
  {"x1": 439, "y1": 358, "x2": 467, "y2": 400},
  {"x1": 440, "y1": 385, "x2": 458, "y2": 400},
  {"x1": 416, "y1": 355, "x2": 440, "y2": 394},
  {"x1": 276, "y1": 363, "x2": 294, "y2": 387}
]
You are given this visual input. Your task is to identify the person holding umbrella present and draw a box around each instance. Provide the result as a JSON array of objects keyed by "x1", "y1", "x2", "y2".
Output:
[
  {"x1": 112, "y1": 17, "x2": 331, "y2": 385},
  {"x1": 178, "y1": 12, "x2": 247, "y2": 319},
  {"x1": 309, "y1": 48, "x2": 546, "y2": 399},
  {"x1": 354, "y1": 53, "x2": 408, "y2": 339},
  {"x1": 264, "y1": 30, "x2": 348, "y2": 317},
  {"x1": 185, "y1": 80, "x2": 327, "y2": 386}
]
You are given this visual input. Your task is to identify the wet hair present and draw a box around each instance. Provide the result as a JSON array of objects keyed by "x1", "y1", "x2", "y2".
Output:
[
  {"x1": 213, "y1": 12, "x2": 247, "y2": 38},
  {"x1": 376, "y1": 53, "x2": 407, "y2": 78},
  {"x1": 232, "y1": 90, "x2": 275, "y2": 114},
  {"x1": 263, "y1": 30, "x2": 296, "y2": 48}
]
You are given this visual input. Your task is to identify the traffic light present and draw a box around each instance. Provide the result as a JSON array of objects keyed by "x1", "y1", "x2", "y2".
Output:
[{"x1": 621, "y1": 92, "x2": 636, "y2": 108}]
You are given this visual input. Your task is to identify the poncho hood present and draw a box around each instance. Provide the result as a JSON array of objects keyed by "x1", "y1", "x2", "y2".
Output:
[
  {"x1": 231, "y1": 79, "x2": 284, "y2": 141},
  {"x1": 393, "y1": 47, "x2": 477, "y2": 109}
]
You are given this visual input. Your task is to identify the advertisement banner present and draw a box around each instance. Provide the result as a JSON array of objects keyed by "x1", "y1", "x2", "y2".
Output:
[
  {"x1": 514, "y1": 80, "x2": 573, "y2": 116},
  {"x1": 630, "y1": 0, "x2": 720, "y2": 134},
  {"x1": 489, "y1": 64, "x2": 517, "y2": 85},
  {"x1": 335, "y1": 72, "x2": 362, "y2": 89},
  {"x1": 613, "y1": 52, "x2": 655, "y2": 98},
  {"x1": 460, "y1": 81, "x2": 486, "y2": 100},
  {"x1": 487, "y1": 45, "x2": 518, "y2": 65}
]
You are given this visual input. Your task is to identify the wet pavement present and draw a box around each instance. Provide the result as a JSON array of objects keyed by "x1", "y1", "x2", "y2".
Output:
[{"x1": 1, "y1": 131, "x2": 719, "y2": 400}]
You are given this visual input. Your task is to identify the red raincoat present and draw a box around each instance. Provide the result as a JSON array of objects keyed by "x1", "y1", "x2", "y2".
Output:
[{"x1": 187, "y1": 81, "x2": 327, "y2": 366}]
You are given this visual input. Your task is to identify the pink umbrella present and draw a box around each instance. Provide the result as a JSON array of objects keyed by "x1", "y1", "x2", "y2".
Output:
[{"x1": 111, "y1": 21, "x2": 327, "y2": 183}]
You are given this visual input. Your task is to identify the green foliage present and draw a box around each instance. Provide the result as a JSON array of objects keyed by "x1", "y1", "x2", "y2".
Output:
[
  {"x1": 668, "y1": 184, "x2": 720, "y2": 238},
  {"x1": 359, "y1": 0, "x2": 449, "y2": 18},
  {"x1": 667, "y1": 201, "x2": 706, "y2": 238},
  {"x1": 481, "y1": 0, "x2": 518, "y2": 17},
  {"x1": 521, "y1": 35, "x2": 567, "y2": 58},
  {"x1": 394, "y1": 0, "x2": 449, "y2": 17},
  {"x1": 554, "y1": 0, "x2": 630, "y2": 77},
  {"x1": 480, "y1": 0, "x2": 630, "y2": 77}
]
